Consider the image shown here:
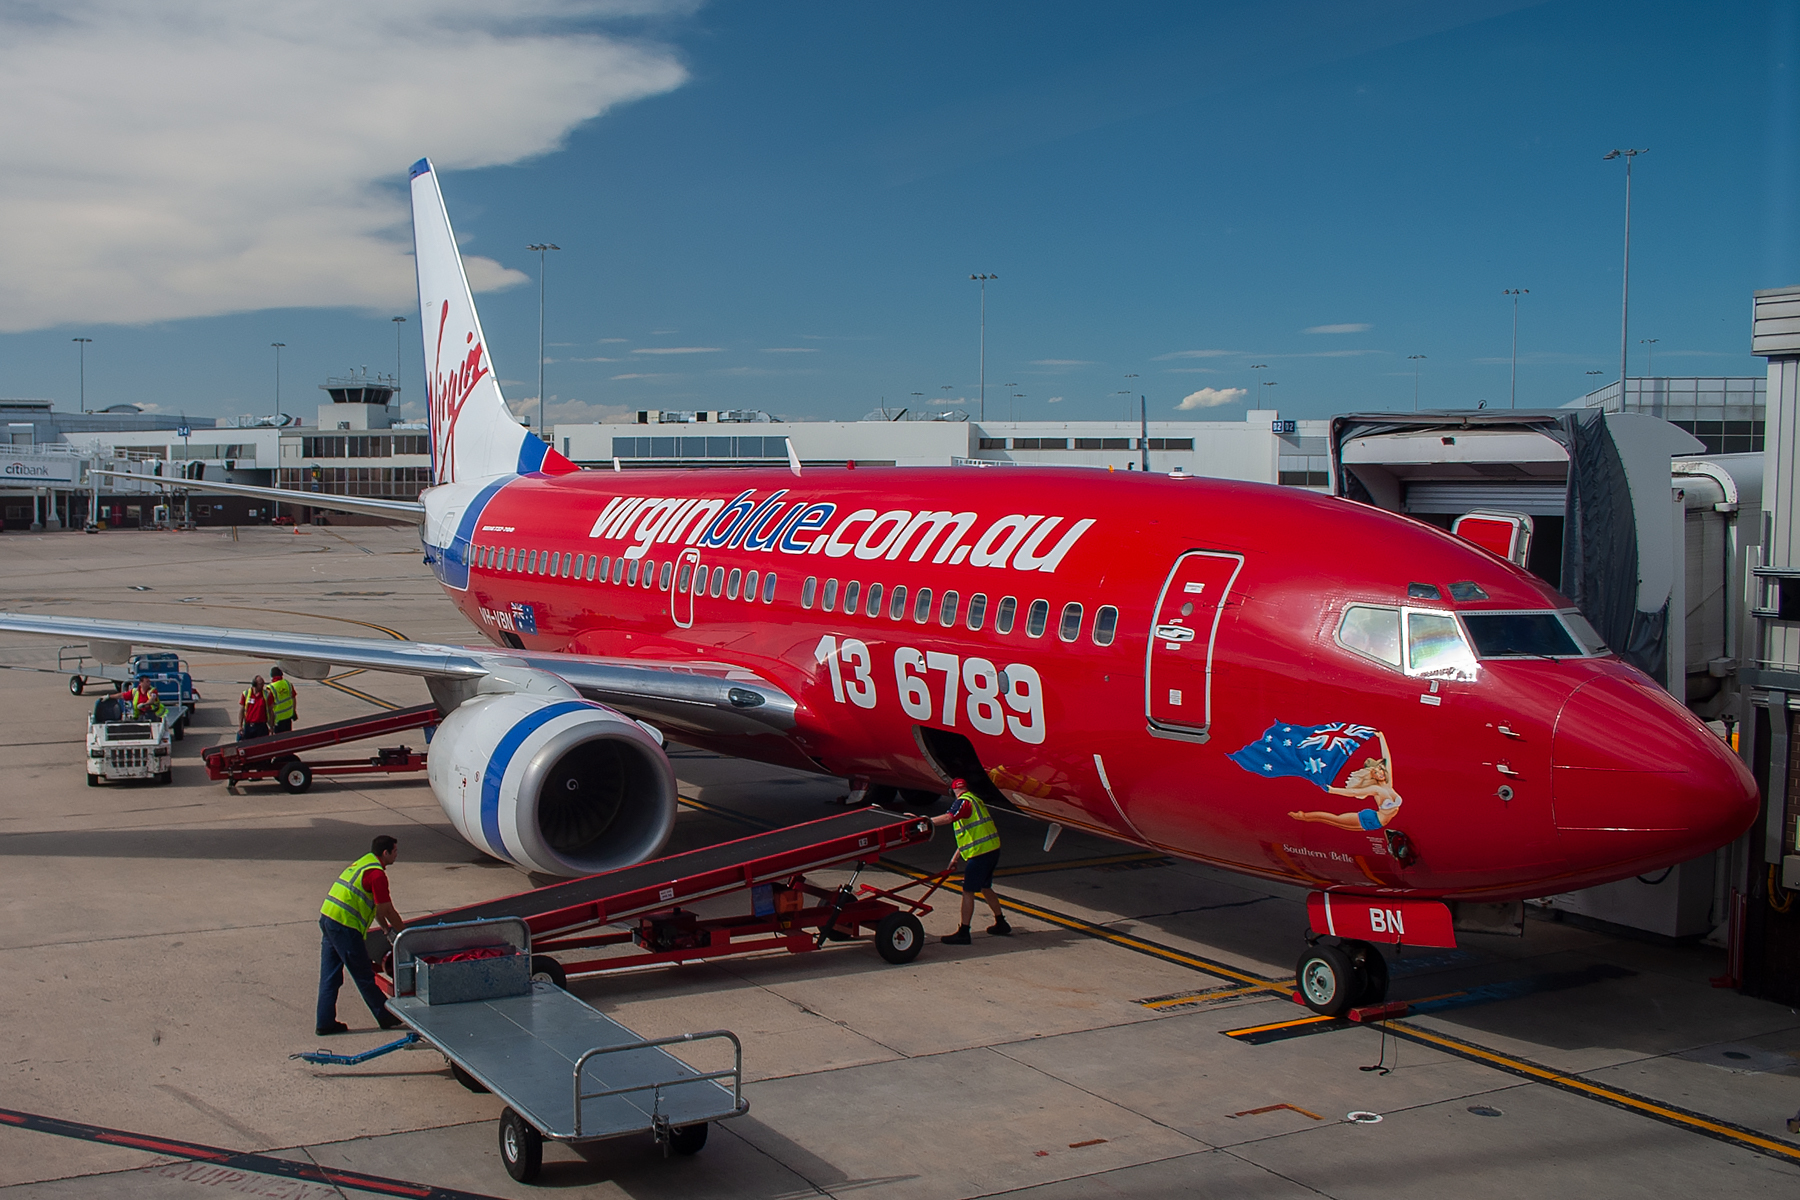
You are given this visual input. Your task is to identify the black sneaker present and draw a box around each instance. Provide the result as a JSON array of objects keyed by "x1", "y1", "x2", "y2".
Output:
[
  {"x1": 315, "y1": 1021, "x2": 349, "y2": 1036},
  {"x1": 376, "y1": 1013, "x2": 404, "y2": 1031},
  {"x1": 940, "y1": 927, "x2": 972, "y2": 945},
  {"x1": 988, "y1": 919, "x2": 1013, "y2": 936}
]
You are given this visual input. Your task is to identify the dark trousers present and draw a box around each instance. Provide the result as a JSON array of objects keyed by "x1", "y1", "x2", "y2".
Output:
[
  {"x1": 272, "y1": 719, "x2": 293, "y2": 734},
  {"x1": 317, "y1": 915, "x2": 388, "y2": 1029},
  {"x1": 239, "y1": 721, "x2": 268, "y2": 741}
]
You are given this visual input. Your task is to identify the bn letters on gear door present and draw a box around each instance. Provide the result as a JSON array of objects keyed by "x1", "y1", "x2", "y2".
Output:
[{"x1": 1146, "y1": 551, "x2": 1243, "y2": 742}]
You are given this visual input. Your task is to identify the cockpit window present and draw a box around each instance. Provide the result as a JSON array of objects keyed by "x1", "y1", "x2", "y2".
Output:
[
  {"x1": 1407, "y1": 611, "x2": 1479, "y2": 679},
  {"x1": 1562, "y1": 610, "x2": 1608, "y2": 655},
  {"x1": 1338, "y1": 605, "x2": 1402, "y2": 668},
  {"x1": 1447, "y1": 580, "x2": 1489, "y2": 602},
  {"x1": 1463, "y1": 612, "x2": 1581, "y2": 658},
  {"x1": 1407, "y1": 582, "x2": 1441, "y2": 600}
]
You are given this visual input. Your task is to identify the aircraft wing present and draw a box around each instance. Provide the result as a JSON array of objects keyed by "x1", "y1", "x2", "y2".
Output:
[
  {"x1": 89, "y1": 469, "x2": 426, "y2": 524},
  {"x1": 0, "y1": 612, "x2": 797, "y2": 737}
]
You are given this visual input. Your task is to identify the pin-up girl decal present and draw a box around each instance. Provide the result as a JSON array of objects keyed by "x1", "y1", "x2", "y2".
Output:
[{"x1": 1286, "y1": 731, "x2": 1400, "y2": 831}]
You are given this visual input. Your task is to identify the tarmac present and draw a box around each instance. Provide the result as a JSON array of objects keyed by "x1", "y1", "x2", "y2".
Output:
[{"x1": 1, "y1": 521, "x2": 1798, "y2": 1199}]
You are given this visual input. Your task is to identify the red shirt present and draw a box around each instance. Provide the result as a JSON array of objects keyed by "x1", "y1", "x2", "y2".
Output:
[
  {"x1": 242, "y1": 689, "x2": 268, "y2": 723},
  {"x1": 360, "y1": 865, "x2": 391, "y2": 905}
]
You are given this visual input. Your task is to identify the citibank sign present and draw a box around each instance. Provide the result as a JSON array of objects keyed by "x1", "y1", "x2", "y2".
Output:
[{"x1": 2, "y1": 457, "x2": 78, "y2": 483}]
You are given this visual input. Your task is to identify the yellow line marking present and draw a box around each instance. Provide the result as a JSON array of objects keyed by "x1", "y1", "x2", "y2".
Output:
[
  {"x1": 1387, "y1": 1021, "x2": 1800, "y2": 1164},
  {"x1": 1225, "y1": 1014, "x2": 1336, "y2": 1037},
  {"x1": 994, "y1": 852, "x2": 1170, "y2": 877}
]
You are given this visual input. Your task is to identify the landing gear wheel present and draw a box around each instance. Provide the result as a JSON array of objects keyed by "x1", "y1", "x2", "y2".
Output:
[
  {"x1": 874, "y1": 912, "x2": 924, "y2": 964},
  {"x1": 69, "y1": 676, "x2": 84, "y2": 696},
  {"x1": 1296, "y1": 943, "x2": 1355, "y2": 1017},
  {"x1": 498, "y1": 1108, "x2": 542, "y2": 1183},
  {"x1": 450, "y1": 1063, "x2": 488, "y2": 1093},
  {"x1": 1348, "y1": 941, "x2": 1389, "y2": 1007},
  {"x1": 529, "y1": 955, "x2": 567, "y2": 989},
  {"x1": 278, "y1": 761, "x2": 313, "y2": 793},
  {"x1": 667, "y1": 1122, "x2": 708, "y2": 1156}
]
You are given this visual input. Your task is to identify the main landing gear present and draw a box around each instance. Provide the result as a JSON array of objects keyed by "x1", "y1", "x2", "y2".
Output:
[{"x1": 1295, "y1": 937, "x2": 1389, "y2": 1017}]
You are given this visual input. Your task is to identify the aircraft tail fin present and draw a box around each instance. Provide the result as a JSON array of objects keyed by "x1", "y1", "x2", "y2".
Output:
[{"x1": 408, "y1": 157, "x2": 576, "y2": 485}]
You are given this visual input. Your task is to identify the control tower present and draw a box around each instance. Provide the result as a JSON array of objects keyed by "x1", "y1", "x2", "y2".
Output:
[{"x1": 317, "y1": 367, "x2": 398, "y2": 430}]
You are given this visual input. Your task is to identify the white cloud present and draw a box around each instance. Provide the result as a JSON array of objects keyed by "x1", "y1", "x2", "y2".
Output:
[
  {"x1": 1153, "y1": 349, "x2": 1236, "y2": 360},
  {"x1": 610, "y1": 372, "x2": 670, "y2": 380},
  {"x1": 632, "y1": 346, "x2": 722, "y2": 355},
  {"x1": 0, "y1": 3, "x2": 690, "y2": 332},
  {"x1": 597, "y1": 337, "x2": 629, "y2": 344},
  {"x1": 1305, "y1": 323, "x2": 1373, "y2": 334},
  {"x1": 1177, "y1": 387, "x2": 1247, "y2": 410},
  {"x1": 1046, "y1": 396, "x2": 1064, "y2": 403},
  {"x1": 759, "y1": 347, "x2": 820, "y2": 353},
  {"x1": 540, "y1": 396, "x2": 637, "y2": 424}
]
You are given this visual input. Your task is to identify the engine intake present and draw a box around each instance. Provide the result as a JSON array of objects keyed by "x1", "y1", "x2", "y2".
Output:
[{"x1": 427, "y1": 692, "x2": 676, "y2": 877}]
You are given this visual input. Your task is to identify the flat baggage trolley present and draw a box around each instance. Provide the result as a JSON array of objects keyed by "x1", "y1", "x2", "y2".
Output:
[{"x1": 307, "y1": 916, "x2": 746, "y2": 1184}]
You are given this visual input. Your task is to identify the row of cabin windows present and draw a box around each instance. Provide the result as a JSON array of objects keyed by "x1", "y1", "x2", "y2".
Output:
[
  {"x1": 470, "y1": 544, "x2": 1118, "y2": 641},
  {"x1": 797, "y1": 577, "x2": 1117, "y2": 646}
]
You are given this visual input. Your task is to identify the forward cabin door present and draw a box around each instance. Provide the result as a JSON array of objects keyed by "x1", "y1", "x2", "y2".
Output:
[{"x1": 1145, "y1": 551, "x2": 1243, "y2": 743}]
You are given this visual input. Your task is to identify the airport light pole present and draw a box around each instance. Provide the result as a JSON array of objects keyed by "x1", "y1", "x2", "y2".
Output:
[
  {"x1": 528, "y1": 243, "x2": 561, "y2": 435},
  {"x1": 970, "y1": 274, "x2": 997, "y2": 421},
  {"x1": 1640, "y1": 337, "x2": 1659, "y2": 376},
  {"x1": 1604, "y1": 148, "x2": 1646, "y2": 397},
  {"x1": 1250, "y1": 363, "x2": 1268, "y2": 411},
  {"x1": 1409, "y1": 354, "x2": 1426, "y2": 410},
  {"x1": 1504, "y1": 289, "x2": 1528, "y2": 408},
  {"x1": 72, "y1": 338, "x2": 92, "y2": 413},
  {"x1": 270, "y1": 342, "x2": 285, "y2": 422},
  {"x1": 392, "y1": 316, "x2": 406, "y2": 391}
]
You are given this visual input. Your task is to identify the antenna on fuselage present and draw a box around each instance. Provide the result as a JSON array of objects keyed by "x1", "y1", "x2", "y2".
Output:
[
  {"x1": 613, "y1": 457, "x2": 622, "y2": 473},
  {"x1": 786, "y1": 437, "x2": 802, "y2": 478}
]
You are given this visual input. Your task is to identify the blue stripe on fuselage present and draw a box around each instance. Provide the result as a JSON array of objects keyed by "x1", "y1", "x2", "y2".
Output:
[
  {"x1": 480, "y1": 700, "x2": 594, "y2": 857},
  {"x1": 428, "y1": 476, "x2": 512, "y2": 592}
]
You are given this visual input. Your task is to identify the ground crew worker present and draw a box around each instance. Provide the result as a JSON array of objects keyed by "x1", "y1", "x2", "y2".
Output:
[
  {"x1": 127, "y1": 678, "x2": 155, "y2": 718},
  {"x1": 316, "y1": 835, "x2": 406, "y2": 1036},
  {"x1": 130, "y1": 685, "x2": 167, "y2": 722},
  {"x1": 239, "y1": 675, "x2": 270, "y2": 740},
  {"x1": 930, "y1": 777, "x2": 1011, "y2": 944},
  {"x1": 267, "y1": 667, "x2": 297, "y2": 734}
]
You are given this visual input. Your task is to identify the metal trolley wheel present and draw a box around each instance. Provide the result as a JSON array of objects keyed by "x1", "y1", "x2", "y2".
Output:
[
  {"x1": 277, "y1": 759, "x2": 313, "y2": 794},
  {"x1": 529, "y1": 955, "x2": 567, "y2": 988},
  {"x1": 69, "y1": 676, "x2": 85, "y2": 696},
  {"x1": 498, "y1": 1107, "x2": 543, "y2": 1183},
  {"x1": 667, "y1": 1122, "x2": 708, "y2": 1155},
  {"x1": 874, "y1": 912, "x2": 924, "y2": 964}
]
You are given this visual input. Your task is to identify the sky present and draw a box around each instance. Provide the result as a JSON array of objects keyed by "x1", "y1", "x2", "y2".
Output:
[{"x1": 0, "y1": 0, "x2": 1795, "y2": 427}]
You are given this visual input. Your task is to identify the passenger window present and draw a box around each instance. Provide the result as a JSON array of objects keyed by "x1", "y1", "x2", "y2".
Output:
[
  {"x1": 1338, "y1": 605, "x2": 1402, "y2": 668},
  {"x1": 866, "y1": 582, "x2": 883, "y2": 617},
  {"x1": 678, "y1": 560, "x2": 692, "y2": 593},
  {"x1": 914, "y1": 588, "x2": 932, "y2": 623},
  {"x1": 586, "y1": 555, "x2": 598, "y2": 582},
  {"x1": 1059, "y1": 602, "x2": 1083, "y2": 642},
  {"x1": 612, "y1": 558, "x2": 626, "y2": 584},
  {"x1": 659, "y1": 561, "x2": 673, "y2": 590},
  {"x1": 1026, "y1": 599, "x2": 1049, "y2": 638},
  {"x1": 967, "y1": 593, "x2": 987, "y2": 631},
  {"x1": 643, "y1": 559, "x2": 656, "y2": 587},
  {"x1": 745, "y1": 570, "x2": 759, "y2": 602},
  {"x1": 843, "y1": 581, "x2": 861, "y2": 613},
  {"x1": 504, "y1": 548, "x2": 513, "y2": 571},
  {"x1": 802, "y1": 576, "x2": 817, "y2": 609},
  {"x1": 1093, "y1": 605, "x2": 1118, "y2": 646},
  {"x1": 940, "y1": 590, "x2": 959, "y2": 627},
  {"x1": 1407, "y1": 611, "x2": 1479, "y2": 679},
  {"x1": 762, "y1": 572, "x2": 777, "y2": 603},
  {"x1": 727, "y1": 568, "x2": 741, "y2": 599},
  {"x1": 889, "y1": 585, "x2": 907, "y2": 620},
  {"x1": 996, "y1": 596, "x2": 1016, "y2": 634},
  {"x1": 627, "y1": 559, "x2": 640, "y2": 586},
  {"x1": 710, "y1": 566, "x2": 725, "y2": 598},
  {"x1": 563, "y1": 554, "x2": 573, "y2": 578},
  {"x1": 598, "y1": 555, "x2": 610, "y2": 581},
  {"x1": 822, "y1": 579, "x2": 839, "y2": 612}
]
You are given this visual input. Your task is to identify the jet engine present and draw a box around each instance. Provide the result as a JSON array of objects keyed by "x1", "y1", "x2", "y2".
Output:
[{"x1": 426, "y1": 691, "x2": 677, "y2": 877}]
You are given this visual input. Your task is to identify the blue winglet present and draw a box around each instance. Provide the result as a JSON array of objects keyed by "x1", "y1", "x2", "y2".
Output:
[{"x1": 409, "y1": 157, "x2": 432, "y2": 179}]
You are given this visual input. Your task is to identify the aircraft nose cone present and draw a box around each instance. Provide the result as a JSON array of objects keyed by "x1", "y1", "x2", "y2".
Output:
[{"x1": 1551, "y1": 673, "x2": 1758, "y2": 865}]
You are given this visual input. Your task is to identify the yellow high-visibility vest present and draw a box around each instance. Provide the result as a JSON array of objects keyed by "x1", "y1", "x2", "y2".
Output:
[
  {"x1": 321, "y1": 853, "x2": 382, "y2": 933},
  {"x1": 268, "y1": 677, "x2": 296, "y2": 722},
  {"x1": 951, "y1": 791, "x2": 1001, "y2": 859}
]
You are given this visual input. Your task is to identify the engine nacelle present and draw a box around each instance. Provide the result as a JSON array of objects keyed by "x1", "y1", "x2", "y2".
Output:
[{"x1": 427, "y1": 692, "x2": 677, "y2": 877}]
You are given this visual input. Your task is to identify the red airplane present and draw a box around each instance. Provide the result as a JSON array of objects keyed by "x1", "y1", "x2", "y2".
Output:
[{"x1": 2, "y1": 158, "x2": 1757, "y2": 1016}]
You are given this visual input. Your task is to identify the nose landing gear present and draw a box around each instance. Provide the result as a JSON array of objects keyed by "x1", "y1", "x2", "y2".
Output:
[{"x1": 1295, "y1": 938, "x2": 1389, "y2": 1017}]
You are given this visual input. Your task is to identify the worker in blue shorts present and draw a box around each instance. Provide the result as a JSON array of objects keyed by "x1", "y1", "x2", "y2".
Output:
[{"x1": 930, "y1": 778, "x2": 1011, "y2": 944}]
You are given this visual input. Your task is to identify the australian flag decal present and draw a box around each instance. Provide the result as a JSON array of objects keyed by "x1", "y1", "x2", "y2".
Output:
[
  {"x1": 1228, "y1": 721, "x2": 1375, "y2": 789},
  {"x1": 510, "y1": 601, "x2": 538, "y2": 636}
]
